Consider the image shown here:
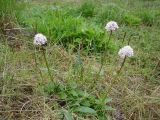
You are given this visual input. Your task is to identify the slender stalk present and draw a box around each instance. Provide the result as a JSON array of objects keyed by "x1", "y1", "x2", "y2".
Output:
[
  {"x1": 152, "y1": 58, "x2": 160, "y2": 75},
  {"x1": 117, "y1": 56, "x2": 127, "y2": 74},
  {"x1": 97, "y1": 55, "x2": 104, "y2": 78},
  {"x1": 97, "y1": 30, "x2": 113, "y2": 79},
  {"x1": 128, "y1": 35, "x2": 132, "y2": 45},
  {"x1": 107, "y1": 56, "x2": 127, "y2": 93},
  {"x1": 106, "y1": 30, "x2": 113, "y2": 50},
  {"x1": 122, "y1": 32, "x2": 127, "y2": 43},
  {"x1": 42, "y1": 47, "x2": 53, "y2": 82},
  {"x1": 80, "y1": 65, "x2": 84, "y2": 81},
  {"x1": 78, "y1": 43, "x2": 84, "y2": 81},
  {"x1": 107, "y1": 76, "x2": 118, "y2": 94},
  {"x1": 2, "y1": 38, "x2": 8, "y2": 101},
  {"x1": 34, "y1": 48, "x2": 44, "y2": 85}
]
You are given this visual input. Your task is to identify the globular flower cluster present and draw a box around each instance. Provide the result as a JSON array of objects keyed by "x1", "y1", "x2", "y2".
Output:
[
  {"x1": 118, "y1": 45, "x2": 134, "y2": 58},
  {"x1": 105, "y1": 21, "x2": 119, "y2": 31},
  {"x1": 34, "y1": 33, "x2": 47, "y2": 46}
]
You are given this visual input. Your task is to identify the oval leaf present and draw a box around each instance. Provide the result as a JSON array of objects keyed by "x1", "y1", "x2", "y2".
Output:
[
  {"x1": 76, "y1": 106, "x2": 96, "y2": 114},
  {"x1": 64, "y1": 110, "x2": 73, "y2": 120}
]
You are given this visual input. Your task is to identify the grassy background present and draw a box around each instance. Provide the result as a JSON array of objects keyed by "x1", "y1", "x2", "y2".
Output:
[{"x1": 0, "y1": 0, "x2": 160, "y2": 119}]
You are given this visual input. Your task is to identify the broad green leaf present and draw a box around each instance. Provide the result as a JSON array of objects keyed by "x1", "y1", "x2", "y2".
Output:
[
  {"x1": 80, "y1": 100, "x2": 91, "y2": 107},
  {"x1": 105, "y1": 106, "x2": 115, "y2": 111},
  {"x1": 104, "y1": 98, "x2": 112, "y2": 104},
  {"x1": 76, "y1": 106, "x2": 96, "y2": 114},
  {"x1": 107, "y1": 115, "x2": 112, "y2": 120},
  {"x1": 64, "y1": 110, "x2": 73, "y2": 120},
  {"x1": 70, "y1": 90, "x2": 78, "y2": 97},
  {"x1": 59, "y1": 92, "x2": 67, "y2": 99},
  {"x1": 69, "y1": 81, "x2": 77, "y2": 89},
  {"x1": 77, "y1": 90, "x2": 89, "y2": 97}
]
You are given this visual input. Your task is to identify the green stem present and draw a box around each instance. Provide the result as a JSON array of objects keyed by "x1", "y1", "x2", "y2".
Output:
[
  {"x1": 152, "y1": 58, "x2": 160, "y2": 75},
  {"x1": 122, "y1": 32, "x2": 127, "y2": 43},
  {"x1": 34, "y1": 48, "x2": 44, "y2": 85},
  {"x1": 97, "y1": 31, "x2": 113, "y2": 79},
  {"x1": 97, "y1": 55, "x2": 104, "y2": 78},
  {"x1": 78, "y1": 43, "x2": 83, "y2": 81},
  {"x1": 106, "y1": 31, "x2": 112, "y2": 50},
  {"x1": 107, "y1": 56, "x2": 127, "y2": 93},
  {"x1": 117, "y1": 56, "x2": 127, "y2": 74},
  {"x1": 107, "y1": 76, "x2": 118, "y2": 94},
  {"x1": 128, "y1": 35, "x2": 132, "y2": 45},
  {"x1": 80, "y1": 66, "x2": 84, "y2": 81},
  {"x1": 42, "y1": 47, "x2": 53, "y2": 82}
]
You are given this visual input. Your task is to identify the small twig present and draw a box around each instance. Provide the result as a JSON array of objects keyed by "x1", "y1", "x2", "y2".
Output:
[
  {"x1": 4, "y1": 27, "x2": 26, "y2": 31},
  {"x1": 20, "y1": 100, "x2": 31, "y2": 113},
  {"x1": 0, "y1": 110, "x2": 42, "y2": 112},
  {"x1": 2, "y1": 34, "x2": 23, "y2": 41}
]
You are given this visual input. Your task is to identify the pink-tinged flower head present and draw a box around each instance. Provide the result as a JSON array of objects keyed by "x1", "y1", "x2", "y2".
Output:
[
  {"x1": 105, "y1": 21, "x2": 119, "y2": 31},
  {"x1": 34, "y1": 33, "x2": 47, "y2": 46},
  {"x1": 118, "y1": 45, "x2": 134, "y2": 58}
]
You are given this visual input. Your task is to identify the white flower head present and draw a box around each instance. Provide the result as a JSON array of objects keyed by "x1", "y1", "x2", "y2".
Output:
[
  {"x1": 34, "y1": 33, "x2": 47, "y2": 45},
  {"x1": 105, "y1": 21, "x2": 119, "y2": 31},
  {"x1": 118, "y1": 45, "x2": 134, "y2": 58}
]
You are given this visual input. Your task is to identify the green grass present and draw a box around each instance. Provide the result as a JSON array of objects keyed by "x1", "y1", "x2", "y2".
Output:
[{"x1": 0, "y1": 0, "x2": 160, "y2": 119}]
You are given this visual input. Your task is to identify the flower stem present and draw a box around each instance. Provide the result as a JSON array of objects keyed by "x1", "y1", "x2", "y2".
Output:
[
  {"x1": 107, "y1": 76, "x2": 118, "y2": 94},
  {"x1": 128, "y1": 35, "x2": 132, "y2": 45},
  {"x1": 34, "y1": 48, "x2": 44, "y2": 85},
  {"x1": 78, "y1": 43, "x2": 84, "y2": 81},
  {"x1": 122, "y1": 32, "x2": 127, "y2": 43},
  {"x1": 97, "y1": 54, "x2": 104, "y2": 76},
  {"x1": 107, "y1": 57, "x2": 127, "y2": 93},
  {"x1": 97, "y1": 31, "x2": 113, "y2": 79},
  {"x1": 152, "y1": 58, "x2": 160, "y2": 75},
  {"x1": 117, "y1": 56, "x2": 127, "y2": 74},
  {"x1": 101, "y1": 31, "x2": 112, "y2": 70},
  {"x1": 42, "y1": 47, "x2": 53, "y2": 82},
  {"x1": 106, "y1": 30, "x2": 112, "y2": 50}
]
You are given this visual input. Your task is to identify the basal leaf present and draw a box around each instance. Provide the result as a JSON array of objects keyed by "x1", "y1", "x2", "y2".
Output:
[{"x1": 76, "y1": 106, "x2": 96, "y2": 114}]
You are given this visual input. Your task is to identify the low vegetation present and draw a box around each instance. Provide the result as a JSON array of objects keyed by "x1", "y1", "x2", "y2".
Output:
[{"x1": 0, "y1": 0, "x2": 160, "y2": 119}]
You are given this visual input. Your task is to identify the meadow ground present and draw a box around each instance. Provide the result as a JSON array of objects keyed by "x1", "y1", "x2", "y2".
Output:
[{"x1": 0, "y1": 0, "x2": 160, "y2": 120}]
